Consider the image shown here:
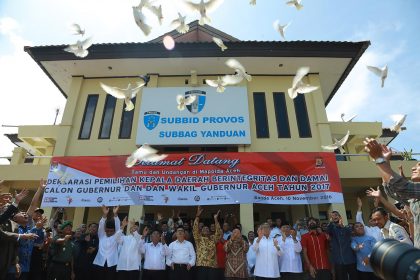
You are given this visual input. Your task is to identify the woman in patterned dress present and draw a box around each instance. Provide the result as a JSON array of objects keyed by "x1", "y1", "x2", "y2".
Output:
[{"x1": 224, "y1": 228, "x2": 249, "y2": 280}]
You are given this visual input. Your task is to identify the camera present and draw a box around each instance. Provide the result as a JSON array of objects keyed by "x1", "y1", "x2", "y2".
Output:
[{"x1": 370, "y1": 239, "x2": 420, "y2": 280}]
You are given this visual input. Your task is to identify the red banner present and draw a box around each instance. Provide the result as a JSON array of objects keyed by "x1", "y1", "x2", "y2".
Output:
[{"x1": 42, "y1": 152, "x2": 343, "y2": 207}]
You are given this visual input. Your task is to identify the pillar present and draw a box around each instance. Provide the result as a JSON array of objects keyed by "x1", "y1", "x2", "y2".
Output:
[
  {"x1": 73, "y1": 207, "x2": 85, "y2": 227},
  {"x1": 11, "y1": 147, "x2": 26, "y2": 165},
  {"x1": 240, "y1": 203, "x2": 254, "y2": 233},
  {"x1": 328, "y1": 203, "x2": 348, "y2": 225},
  {"x1": 307, "y1": 204, "x2": 320, "y2": 219}
]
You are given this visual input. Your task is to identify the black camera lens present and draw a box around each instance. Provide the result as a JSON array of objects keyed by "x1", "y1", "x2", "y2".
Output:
[{"x1": 370, "y1": 239, "x2": 420, "y2": 280}]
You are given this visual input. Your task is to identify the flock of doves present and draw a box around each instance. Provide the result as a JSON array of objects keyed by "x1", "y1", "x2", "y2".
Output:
[{"x1": 54, "y1": 0, "x2": 406, "y2": 173}]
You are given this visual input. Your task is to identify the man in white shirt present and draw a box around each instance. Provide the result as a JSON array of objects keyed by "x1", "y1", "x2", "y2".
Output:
[
  {"x1": 167, "y1": 226, "x2": 196, "y2": 280},
  {"x1": 371, "y1": 207, "x2": 412, "y2": 245},
  {"x1": 93, "y1": 205, "x2": 121, "y2": 280},
  {"x1": 246, "y1": 231, "x2": 256, "y2": 277},
  {"x1": 270, "y1": 218, "x2": 282, "y2": 238},
  {"x1": 356, "y1": 197, "x2": 383, "y2": 242},
  {"x1": 277, "y1": 224, "x2": 303, "y2": 280},
  {"x1": 141, "y1": 229, "x2": 170, "y2": 280},
  {"x1": 116, "y1": 217, "x2": 142, "y2": 280},
  {"x1": 253, "y1": 223, "x2": 282, "y2": 279}
]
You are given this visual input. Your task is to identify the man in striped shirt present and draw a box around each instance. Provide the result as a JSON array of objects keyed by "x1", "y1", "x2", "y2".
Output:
[{"x1": 301, "y1": 217, "x2": 331, "y2": 280}]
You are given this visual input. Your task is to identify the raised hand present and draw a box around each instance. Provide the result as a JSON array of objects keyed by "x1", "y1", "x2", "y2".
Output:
[
  {"x1": 15, "y1": 189, "x2": 29, "y2": 205},
  {"x1": 273, "y1": 238, "x2": 279, "y2": 247},
  {"x1": 142, "y1": 226, "x2": 149, "y2": 238},
  {"x1": 39, "y1": 178, "x2": 47, "y2": 190},
  {"x1": 64, "y1": 235, "x2": 72, "y2": 241},
  {"x1": 196, "y1": 206, "x2": 204, "y2": 217},
  {"x1": 36, "y1": 216, "x2": 48, "y2": 229},
  {"x1": 101, "y1": 205, "x2": 109, "y2": 217},
  {"x1": 257, "y1": 228, "x2": 263, "y2": 241},
  {"x1": 381, "y1": 144, "x2": 392, "y2": 161},
  {"x1": 366, "y1": 187, "x2": 381, "y2": 198},
  {"x1": 363, "y1": 138, "x2": 383, "y2": 159},
  {"x1": 121, "y1": 216, "x2": 128, "y2": 229},
  {"x1": 214, "y1": 210, "x2": 221, "y2": 220},
  {"x1": 291, "y1": 229, "x2": 297, "y2": 241},
  {"x1": 113, "y1": 206, "x2": 120, "y2": 216},
  {"x1": 157, "y1": 212, "x2": 163, "y2": 221},
  {"x1": 130, "y1": 219, "x2": 136, "y2": 227}
]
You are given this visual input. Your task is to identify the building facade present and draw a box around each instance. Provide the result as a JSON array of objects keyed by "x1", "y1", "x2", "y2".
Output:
[{"x1": 0, "y1": 22, "x2": 409, "y2": 232}]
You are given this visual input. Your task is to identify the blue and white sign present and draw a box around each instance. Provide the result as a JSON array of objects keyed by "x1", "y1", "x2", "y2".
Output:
[{"x1": 136, "y1": 87, "x2": 251, "y2": 145}]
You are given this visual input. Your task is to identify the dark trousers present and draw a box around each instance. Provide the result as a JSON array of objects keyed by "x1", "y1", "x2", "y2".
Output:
[
  {"x1": 169, "y1": 264, "x2": 192, "y2": 280},
  {"x1": 215, "y1": 268, "x2": 225, "y2": 280},
  {"x1": 6, "y1": 272, "x2": 29, "y2": 280},
  {"x1": 357, "y1": 271, "x2": 380, "y2": 280},
  {"x1": 196, "y1": 266, "x2": 217, "y2": 280},
  {"x1": 117, "y1": 270, "x2": 139, "y2": 280},
  {"x1": 281, "y1": 272, "x2": 304, "y2": 280},
  {"x1": 308, "y1": 269, "x2": 331, "y2": 280},
  {"x1": 143, "y1": 269, "x2": 167, "y2": 280},
  {"x1": 29, "y1": 247, "x2": 44, "y2": 280},
  {"x1": 47, "y1": 262, "x2": 72, "y2": 280},
  {"x1": 94, "y1": 263, "x2": 117, "y2": 280},
  {"x1": 334, "y1": 264, "x2": 357, "y2": 280}
]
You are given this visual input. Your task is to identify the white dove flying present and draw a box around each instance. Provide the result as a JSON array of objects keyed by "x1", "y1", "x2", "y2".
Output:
[
  {"x1": 149, "y1": 4, "x2": 163, "y2": 25},
  {"x1": 390, "y1": 114, "x2": 407, "y2": 132},
  {"x1": 205, "y1": 77, "x2": 227, "y2": 93},
  {"x1": 126, "y1": 144, "x2": 168, "y2": 168},
  {"x1": 286, "y1": 0, "x2": 303, "y2": 10},
  {"x1": 321, "y1": 130, "x2": 350, "y2": 153},
  {"x1": 341, "y1": 113, "x2": 357, "y2": 122},
  {"x1": 171, "y1": 12, "x2": 190, "y2": 34},
  {"x1": 184, "y1": 0, "x2": 224, "y2": 25},
  {"x1": 69, "y1": 23, "x2": 85, "y2": 36},
  {"x1": 176, "y1": 94, "x2": 197, "y2": 111},
  {"x1": 222, "y1": 58, "x2": 252, "y2": 85},
  {"x1": 367, "y1": 65, "x2": 388, "y2": 88},
  {"x1": 212, "y1": 37, "x2": 227, "y2": 51},
  {"x1": 52, "y1": 167, "x2": 73, "y2": 184},
  {"x1": 288, "y1": 66, "x2": 318, "y2": 99},
  {"x1": 250, "y1": 0, "x2": 256, "y2": 4},
  {"x1": 135, "y1": 0, "x2": 152, "y2": 10},
  {"x1": 100, "y1": 81, "x2": 146, "y2": 111},
  {"x1": 64, "y1": 37, "x2": 93, "y2": 58},
  {"x1": 273, "y1": 20, "x2": 291, "y2": 40},
  {"x1": 133, "y1": 7, "x2": 152, "y2": 36}
]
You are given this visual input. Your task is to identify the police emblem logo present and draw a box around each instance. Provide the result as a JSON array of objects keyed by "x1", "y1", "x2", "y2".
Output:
[
  {"x1": 143, "y1": 111, "x2": 160, "y2": 130},
  {"x1": 185, "y1": 90, "x2": 206, "y2": 114}
]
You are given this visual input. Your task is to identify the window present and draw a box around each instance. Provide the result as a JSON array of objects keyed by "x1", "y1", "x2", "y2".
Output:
[
  {"x1": 273, "y1": 92, "x2": 291, "y2": 138},
  {"x1": 119, "y1": 97, "x2": 136, "y2": 139},
  {"x1": 79, "y1": 95, "x2": 99, "y2": 139},
  {"x1": 293, "y1": 94, "x2": 311, "y2": 138},
  {"x1": 253, "y1": 92, "x2": 269, "y2": 138},
  {"x1": 99, "y1": 95, "x2": 117, "y2": 139}
]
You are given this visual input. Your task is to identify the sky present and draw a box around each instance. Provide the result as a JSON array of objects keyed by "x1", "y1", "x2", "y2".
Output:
[{"x1": 0, "y1": 0, "x2": 419, "y2": 164}]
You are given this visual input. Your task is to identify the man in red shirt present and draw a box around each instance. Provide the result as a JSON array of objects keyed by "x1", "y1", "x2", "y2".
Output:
[
  {"x1": 215, "y1": 236, "x2": 226, "y2": 280},
  {"x1": 301, "y1": 217, "x2": 332, "y2": 280}
]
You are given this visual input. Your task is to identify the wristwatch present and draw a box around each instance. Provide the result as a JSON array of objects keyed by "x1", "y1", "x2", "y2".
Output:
[{"x1": 375, "y1": 157, "x2": 386, "y2": 164}]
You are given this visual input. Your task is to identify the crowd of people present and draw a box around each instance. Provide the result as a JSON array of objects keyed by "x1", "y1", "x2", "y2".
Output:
[{"x1": 0, "y1": 138, "x2": 418, "y2": 280}]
